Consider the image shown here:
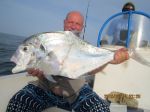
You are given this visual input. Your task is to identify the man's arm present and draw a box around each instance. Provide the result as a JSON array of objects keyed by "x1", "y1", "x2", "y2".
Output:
[{"x1": 89, "y1": 48, "x2": 129, "y2": 75}]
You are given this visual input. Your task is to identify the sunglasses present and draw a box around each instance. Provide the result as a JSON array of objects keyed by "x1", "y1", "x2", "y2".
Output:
[{"x1": 122, "y1": 7, "x2": 134, "y2": 12}]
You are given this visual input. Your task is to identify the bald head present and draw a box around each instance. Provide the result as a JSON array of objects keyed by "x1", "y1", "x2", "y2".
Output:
[
  {"x1": 64, "y1": 11, "x2": 84, "y2": 34},
  {"x1": 66, "y1": 11, "x2": 84, "y2": 22}
]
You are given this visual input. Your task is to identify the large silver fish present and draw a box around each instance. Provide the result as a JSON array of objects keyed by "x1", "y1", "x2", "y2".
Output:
[{"x1": 11, "y1": 31, "x2": 114, "y2": 80}]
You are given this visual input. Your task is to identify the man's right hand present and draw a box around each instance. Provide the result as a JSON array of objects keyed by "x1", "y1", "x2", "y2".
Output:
[
  {"x1": 27, "y1": 68, "x2": 63, "y2": 96},
  {"x1": 27, "y1": 68, "x2": 44, "y2": 80},
  {"x1": 51, "y1": 86, "x2": 63, "y2": 96}
]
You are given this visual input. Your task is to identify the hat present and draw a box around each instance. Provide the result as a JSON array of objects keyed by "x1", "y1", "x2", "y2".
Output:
[{"x1": 122, "y1": 2, "x2": 135, "y2": 12}]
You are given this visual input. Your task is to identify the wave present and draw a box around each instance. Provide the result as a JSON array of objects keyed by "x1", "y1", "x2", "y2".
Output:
[{"x1": 0, "y1": 32, "x2": 26, "y2": 76}]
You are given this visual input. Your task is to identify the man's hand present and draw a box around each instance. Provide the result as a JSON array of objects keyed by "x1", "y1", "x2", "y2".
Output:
[
  {"x1": 51, "y1": 86, "x2": 63, "y2": 96},
  {"x1": 27, "y1": 68, "x2": 44, "y2": 80},
  {"x1": 27, "y1": 68, "x2": 63, "y2": 96},
  {"x1": 110, "y1": 48, "x2": 129, "y2": 64}
]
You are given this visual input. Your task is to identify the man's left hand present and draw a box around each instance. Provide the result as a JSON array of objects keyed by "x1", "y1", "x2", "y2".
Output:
[{"x1": 110, "y1": 48, "x2": 129, "y2": 64}]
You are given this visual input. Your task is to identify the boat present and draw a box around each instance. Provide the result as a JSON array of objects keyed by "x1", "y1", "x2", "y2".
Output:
[
  {"x1": 0, "y1": 11, "x2": 150, "y2": 112},
  {"x1": 95, "y1": 10, "x2": 150, "y2": 111}
]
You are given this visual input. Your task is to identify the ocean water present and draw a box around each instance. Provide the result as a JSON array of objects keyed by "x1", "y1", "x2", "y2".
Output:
[{"x1": 0, "y1": 32, "x2": 26, "y2": 76}]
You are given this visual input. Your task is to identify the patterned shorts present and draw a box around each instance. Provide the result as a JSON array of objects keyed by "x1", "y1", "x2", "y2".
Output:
[{"x1": 7, "y1": 84, "x2": 110, "y2": 112}]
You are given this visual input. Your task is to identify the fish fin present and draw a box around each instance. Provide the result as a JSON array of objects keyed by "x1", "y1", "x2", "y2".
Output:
[
  {"x1": 130, "y1": 50, "x2": 150, "y2": 67},
  {"x1": 44, "y1": 75, "x2": 57, "y2": 82},
  {"x1": 88, "y1": 63, "x2": 109, "y2": 75}
]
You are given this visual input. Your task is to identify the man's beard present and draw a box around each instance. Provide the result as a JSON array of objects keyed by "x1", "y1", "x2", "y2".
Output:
[{"x1": 71, "y1": 30, "x2": 81, "y2": 37}]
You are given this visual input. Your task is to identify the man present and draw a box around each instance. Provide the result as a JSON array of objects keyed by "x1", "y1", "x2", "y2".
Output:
[
  {"x1": 7, "y1": 11, "x2": 129, "y2": 112},
  {"x1": 102, "y1": 2, "x2": 135, "y2": 46},
  {"x1": 122, "y1": 2, "x2": 135, "y2": 12},
  {"x1": 64, "y1": 11, "x2": 84, "y2": 36}
]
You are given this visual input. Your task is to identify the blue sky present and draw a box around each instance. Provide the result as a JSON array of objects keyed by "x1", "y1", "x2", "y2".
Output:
[{"x1": 0, "y1": 0, "x2": 150, "y2": 45}]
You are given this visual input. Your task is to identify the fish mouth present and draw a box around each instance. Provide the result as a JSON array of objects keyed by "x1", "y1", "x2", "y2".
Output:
[
  {"x1": 12, "y1": 65, "x2": 26, "y2": 73},
  {"x1": 10, "y1": 56, "x2": 26, "y2": 73},
  {"x1": 10, "y1": 55, "x2": 18, "y2": 64}
]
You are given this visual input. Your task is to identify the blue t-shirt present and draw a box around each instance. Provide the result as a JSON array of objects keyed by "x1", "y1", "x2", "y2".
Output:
[{"x1": 107, "y1": 15, "x2": 135, "y2": 45}]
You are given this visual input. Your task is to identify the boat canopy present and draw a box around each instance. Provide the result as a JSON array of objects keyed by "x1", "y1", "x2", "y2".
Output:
[{"x1": 97, "y1": 11, "x2": 150, "y2": 49}]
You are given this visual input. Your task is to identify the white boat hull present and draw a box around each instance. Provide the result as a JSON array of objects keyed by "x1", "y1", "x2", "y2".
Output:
[{"x1": 94, "y1": 58, "x2": 150, "y2": 110}]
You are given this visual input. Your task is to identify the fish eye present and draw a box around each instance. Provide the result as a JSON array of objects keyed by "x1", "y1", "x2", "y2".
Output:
[
  {"x1": 23, "y1": 47, "x2": 28, "y2": 51},
  {"x1": 40, "y1": 45, "x2": 45, "y2": 51}
]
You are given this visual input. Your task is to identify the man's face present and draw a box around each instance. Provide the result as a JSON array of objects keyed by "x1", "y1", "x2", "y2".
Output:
[
  {"x1": 64, "y1": 13, "x2": 84, "y2": 33},
  {"x1": 122, "y1": 5, "x2": 134, "y2": 12}
]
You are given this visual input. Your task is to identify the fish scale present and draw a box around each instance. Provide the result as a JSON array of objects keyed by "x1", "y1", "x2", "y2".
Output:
[{"x1": 11, "y1": 31, "x2": 114, "y2": 80}]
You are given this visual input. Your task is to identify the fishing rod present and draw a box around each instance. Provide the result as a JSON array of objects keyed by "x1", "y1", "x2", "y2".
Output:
[{"x1": 83, "y1": 0, "x2": 91, "y2": 40}]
